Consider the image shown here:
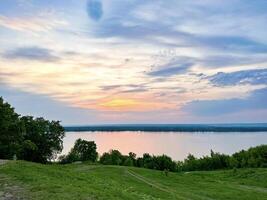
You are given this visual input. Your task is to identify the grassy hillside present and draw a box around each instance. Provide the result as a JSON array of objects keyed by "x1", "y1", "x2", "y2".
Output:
[{"x1": 0, "y1": 161, "x2": 267, "y2": 200}]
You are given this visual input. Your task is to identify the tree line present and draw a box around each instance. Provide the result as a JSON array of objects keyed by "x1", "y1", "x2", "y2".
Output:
[
  {"x1": 177, "y1": 145, "x2": 267, "y2": 171},
  {"x1": 1, "y1": 97, "x2": 266, "y2": 171},
  {"x1": 59, "y1": 138, "x2": 267, "y2": 172}
]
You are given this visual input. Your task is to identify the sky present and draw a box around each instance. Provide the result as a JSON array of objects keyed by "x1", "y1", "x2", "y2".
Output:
[{"x1": 0, "y1": 0, "x2": 267, "y2": 125}]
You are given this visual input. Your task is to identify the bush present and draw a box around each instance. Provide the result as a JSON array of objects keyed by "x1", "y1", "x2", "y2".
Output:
[
  {"x1": 99, "y1": 152, "x2": 112, "y2": 165},
  {"x1": 59, "y1": 139, "x2": 98, "y2": 163},
  {"x1": 99, "y1": 150, "x2": 177, "y2": 172},
  {"x1": 99, "y1": 150, "x2": 124, "y2": 165},
  {"x1": 123, "y1": 157, "x2": 134, "y2": 166}
]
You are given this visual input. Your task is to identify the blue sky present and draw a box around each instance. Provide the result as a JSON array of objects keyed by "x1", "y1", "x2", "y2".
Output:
[{"x1": 0, "y1": 0, "x2": 267, "y2": 124}]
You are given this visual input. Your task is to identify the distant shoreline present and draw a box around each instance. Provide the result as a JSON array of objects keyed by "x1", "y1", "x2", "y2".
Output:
[{"x1": 64, "y1": 124, "x2": 267, "y2": 132}]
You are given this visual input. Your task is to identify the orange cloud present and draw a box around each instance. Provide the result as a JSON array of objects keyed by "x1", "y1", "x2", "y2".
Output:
[{"x1": 92, "y1": 97, "x2": 174, "y2": 111}]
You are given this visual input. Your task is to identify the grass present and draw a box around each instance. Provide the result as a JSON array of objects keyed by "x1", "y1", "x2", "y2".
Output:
[{"x1": 0, "y1": 161, "x2": 267, "y2": 200}]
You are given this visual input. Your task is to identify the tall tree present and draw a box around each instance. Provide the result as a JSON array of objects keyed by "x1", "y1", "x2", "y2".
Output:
[
  {"x1": 20, "y1": 116, "x2": 65, "y2": 163},
  {"x1": 0, "y1": 97, "x2": 24, "y2": 159}
]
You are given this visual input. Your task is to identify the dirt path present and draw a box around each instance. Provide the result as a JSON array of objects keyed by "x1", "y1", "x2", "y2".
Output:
[
  {"x1": 126, "y1": 170, "x2": 216, "y2": 200},
  {"x1": 0, "y1": 161, "x2": 27, "y2": 200},
  {"x1": 236, "y1": 184, "x2": 267, "y2": 193},
  {"x1": 125, "y1": 170, "x2": 191, "y2": 200},
  {"x1": 126, "y1": 170, "x2": 172, "y2": 194},
  {"x1": 0, "y1": 160, "x2": 8, "y2": 165}
]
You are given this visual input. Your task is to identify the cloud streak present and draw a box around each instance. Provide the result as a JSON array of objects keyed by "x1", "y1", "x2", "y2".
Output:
[
  {"x1": 183, "y1": 87, "x2": 267, "y2": 116},
  {"x1": 207, "y1": 68, "x2": 267, "y2": 86},
  {"x1": 86, "y1": 0, "x2": 267, "y2": 55},
  {"x1": 0, "y1": 14, "x2": 67, "y2": 33},
  {"x1": 3, "y1": 47, "x2": 60, "y2": 62},
  {"x1": 148, "y1": 63, "x2": 193, "y2": 77}
]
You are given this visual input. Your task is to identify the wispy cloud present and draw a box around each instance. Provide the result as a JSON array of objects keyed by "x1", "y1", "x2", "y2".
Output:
[
  {"x1": 148, "y1": 63, "x2": 193, "y2": 77},
  {"x1": 198, "y1": 35, "x2": 267, "y2": 53},
  {"x1": 100, "y1": 85, "x2": 121, "y2": 91},
  {"x1": 2, "y1": 46, "x2": 60, "y2": 62},
  {"x1": 199, "y1": 55, "x2": 267, "y2": 68},
  {"x1": 100, "y1": 84, "x2": 148, "y2": 94},
  {"x1": 207, "y1": 68, "x2": 267, "y2": 86},
  {"x1": 0, "y1": 14, "x2": 67, "y2": 33},
  {"x1": 183, "y1": 87, "x2": 267, "y2": 116},
  {"x1": 87, "y1": 1, "x2": 267, "y2": 53}
]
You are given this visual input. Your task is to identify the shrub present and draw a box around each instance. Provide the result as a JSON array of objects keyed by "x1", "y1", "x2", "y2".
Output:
[{"x1": 59, "y1": 139, "x2": 98, "y2": 163}]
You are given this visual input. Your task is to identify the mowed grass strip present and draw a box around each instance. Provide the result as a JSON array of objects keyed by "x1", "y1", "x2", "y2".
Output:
[{"x1": 0, "y1": 161, "x2": 266, "y2": 200}]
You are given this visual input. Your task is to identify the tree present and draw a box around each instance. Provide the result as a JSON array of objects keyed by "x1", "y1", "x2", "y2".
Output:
[
  {"x1": 128, "y1": 152, "x2": 137, "y2": 166},
  {"x1": 123, "y1": 157, "x2": 134, "y2": 166},
  {"x1": 60, "y1": 139, "x2": 98, "y2": 163},
  {"x1": 99, "y1": 152, "x2": 112, "y2": 165},
  {"x1": 19, "y1": 116, "x2": 65, "y2": 163},
  {"x1": 110, "y1": 150, "x2": 123, "y2": 165},
  {"x1": 19, "y1": 140, "x2": 38, "y2": 161},
  {"x1": 142, "y1": 153, "x2": 154, "y2": 169},
  {"x1": 0, "y1": 97, "x2": 24, "y2": 159},
  {"x1": 183, "y1": 154, "x2": 198, "y2": 171},
  {"x1": 129, "y1": 152, "x2": 136, "y2": 160},
  {"x1": 72, "y1": 139, "x2": 98, "y2": 162},
  {"x1": 136, "y1": 157, "x2": 144, "y2": 167},
  {"x1": 0, "y1": 97, "x2": 65, "y2": 163},
  {"x1": 99, "y1": 150, "x2": 124, "y2": 165},
  {"x1": 153, "y1": 155, "x2": 177, "y2": 171}
]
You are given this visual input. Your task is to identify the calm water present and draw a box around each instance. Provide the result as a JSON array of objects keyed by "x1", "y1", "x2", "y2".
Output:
[{"x1": 62, "y1": 132, "x2": 267, "y2": 161}]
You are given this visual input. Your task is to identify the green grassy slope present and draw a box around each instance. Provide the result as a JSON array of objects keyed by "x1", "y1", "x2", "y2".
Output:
[{"x1": 0, "y1": 161, "x2": 266, "y2": 200}]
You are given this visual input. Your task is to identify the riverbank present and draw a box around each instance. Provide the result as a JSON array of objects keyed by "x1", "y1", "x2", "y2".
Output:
[{"x1": 64, "y1": 124, "x2": 267, "y2": 132}]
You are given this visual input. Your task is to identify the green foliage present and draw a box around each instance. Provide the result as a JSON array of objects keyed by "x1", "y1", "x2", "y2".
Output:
[
  {"x1": 99, "y1": 150, "x2": 177, "y2": 171},
  {"x1": 140, "y1": 154, "x2": 177, "y2": 171},
  {"x1": 58, "y1": 151, "x2": 79, "y2": 164},
  {"x1": 0, "y1": 97, "x2": 65, "y2": 163},
  {"x1": 19, "y1": 140, "x2": 38, "y2": 161},
  {"x1": 153, "y1": 154, "x2": 177, "y2": 171},
  {"x1": 59, "y1": 139, "x2": 98, "y2": 163},
  {"x1": 99, "y1": 152, "x2": 112, "y2": 164},
  {"x1": 0, "y1": 97, "x2": 24, "y2": 159},
  {"x1": 232, "y1": 145, "x2": 267, "y2": 168},
  {"x1": 99, "y1": 149, "x2": 123, "y2": 165},
  {"x1": 19, "y1": 116, "x2": 65, "y2": 163},
  {"x1": 181, "y1": 151, "x2": 230, "y2": 171},
  {"x1": 179, "y1": 145, "x2": 267, "y2": 171},
  {"x1": 98, "y1": 145, "x2": 267, "y2": 172},
  {"x1": 123, "y1": 157, "x2": 134, "y2": 166}
]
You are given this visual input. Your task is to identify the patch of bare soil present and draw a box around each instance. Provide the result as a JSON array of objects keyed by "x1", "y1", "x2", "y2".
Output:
[
  {"x1": 0, "y1": 160, "x2": 8, "y2": 166},
  {"x1": 0, "y1": 176, "x2": 28, "y2": 200}
]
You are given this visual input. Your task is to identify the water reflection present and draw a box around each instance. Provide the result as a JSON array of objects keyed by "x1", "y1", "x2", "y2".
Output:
[{"x1": 62, "y1": 132, "x2": 267, "y2": 161}]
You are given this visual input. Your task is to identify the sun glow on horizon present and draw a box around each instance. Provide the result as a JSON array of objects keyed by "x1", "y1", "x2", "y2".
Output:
[{"x1": 87, "y1": 97, "x2": 174, "y2": 112}]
